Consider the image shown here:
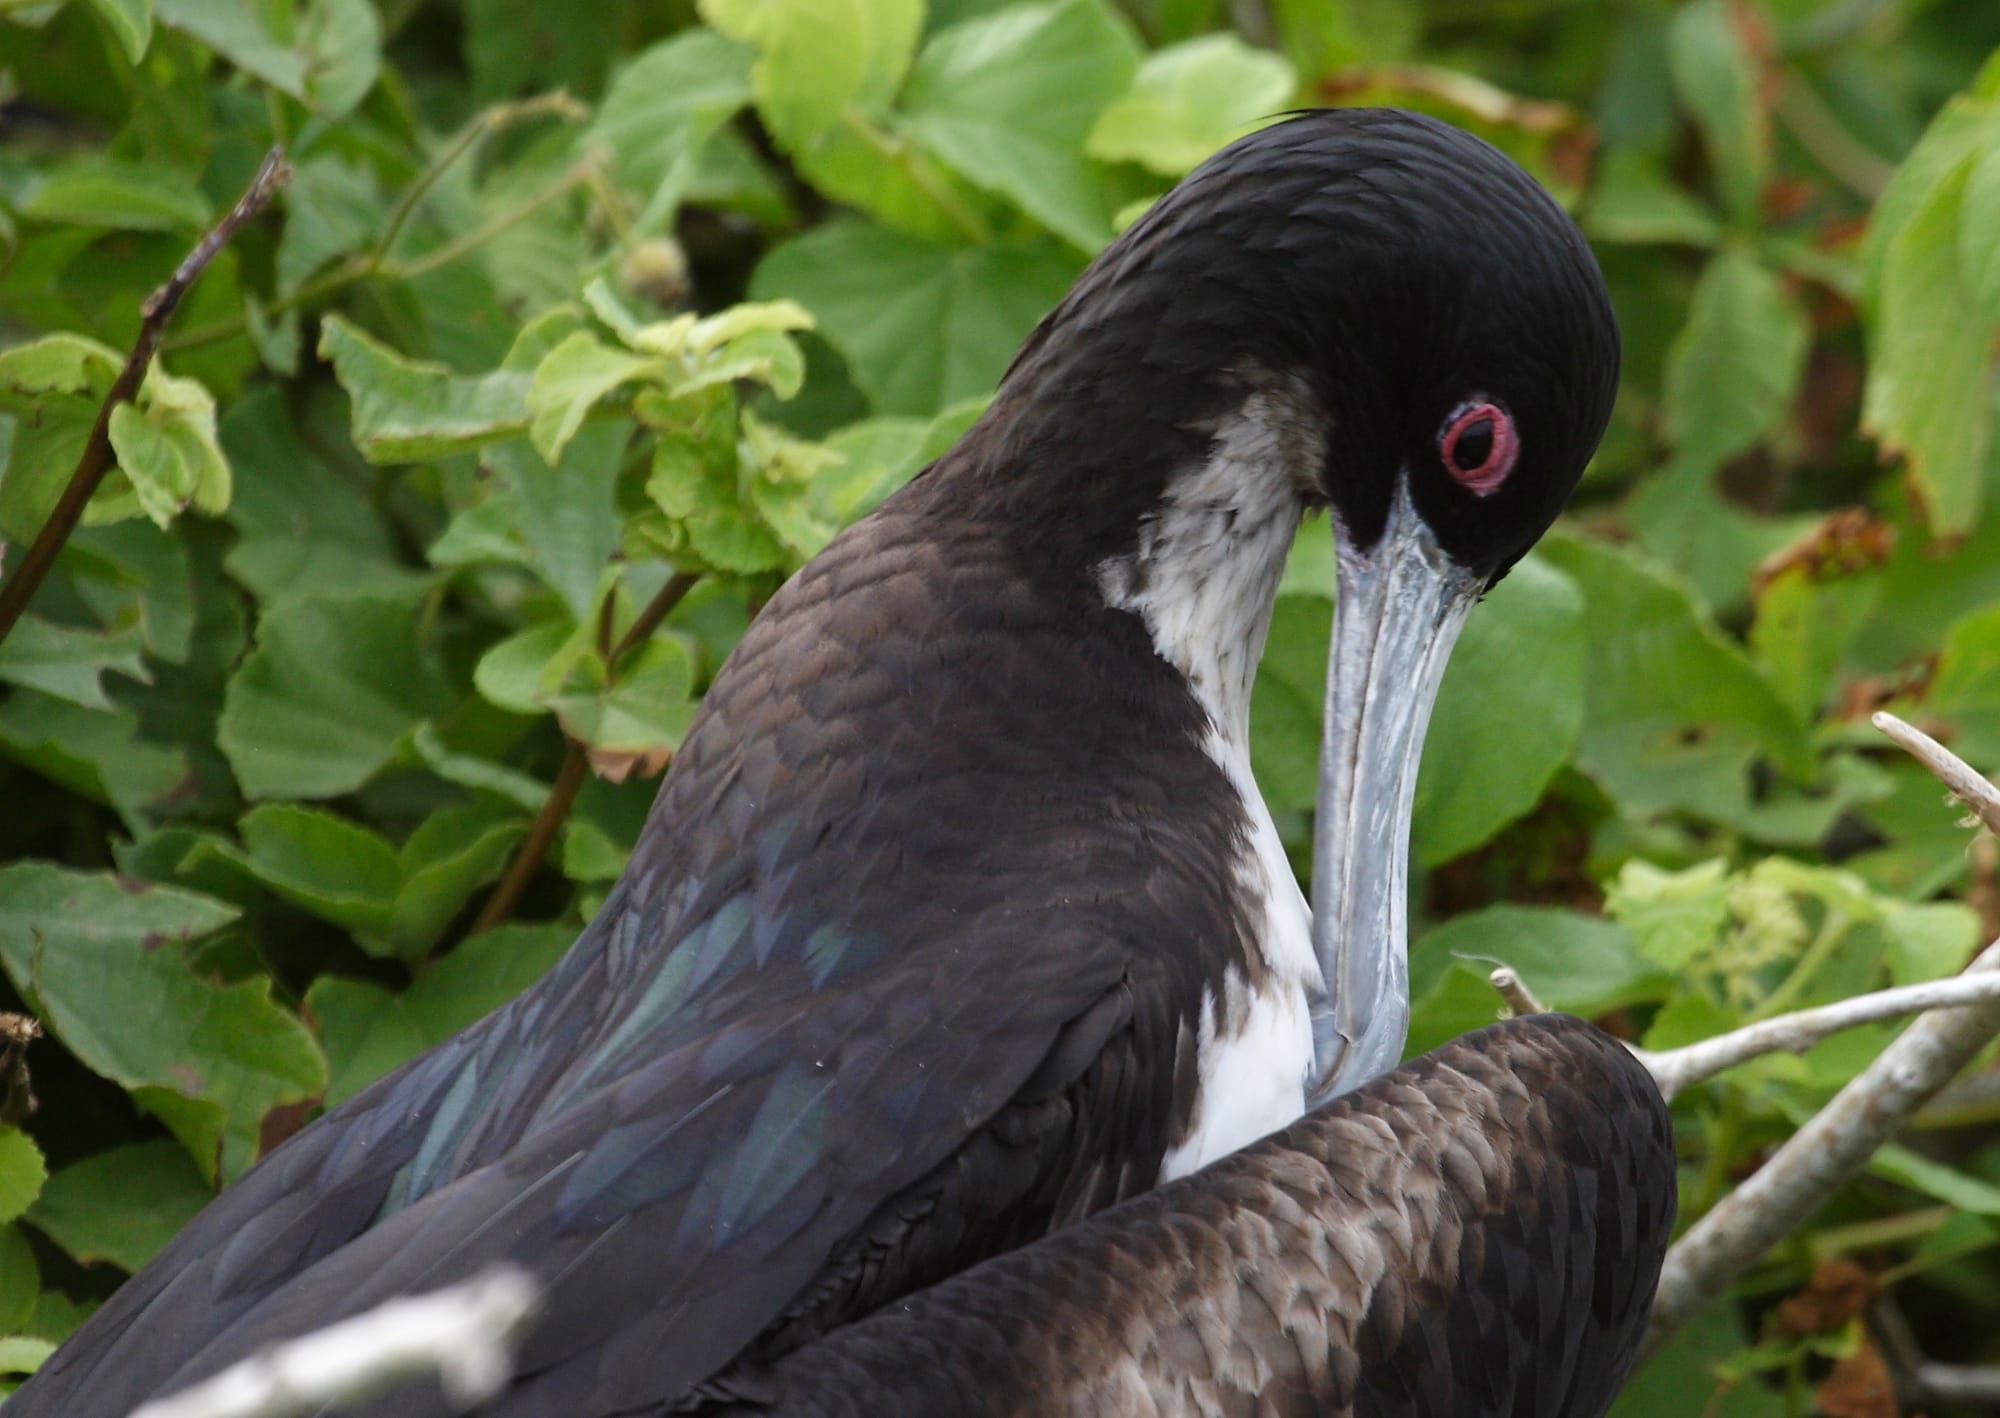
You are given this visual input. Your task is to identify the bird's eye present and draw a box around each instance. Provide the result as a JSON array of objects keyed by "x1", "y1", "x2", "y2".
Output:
[{"x1": 1438, "y1": 400, "x2": 1518, "y2": 497}]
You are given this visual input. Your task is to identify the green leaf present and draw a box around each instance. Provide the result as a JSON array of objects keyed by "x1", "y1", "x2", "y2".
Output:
[
  {"x1": 191, "y1": 802, "x2": 523, "y2": 960},
  {"x1": 1404, "y1": 961, "x2": 1508, "y2": 1060},
  {"x1": 1540, "y1": 536, "x2": 1811, "y2": 820},
  {"x1": 1662, "y1": 246, "x2": 1809, "y2": 476},
  {"x1": 1086, "y1": 33, "x2": 1294, "y2": 177},
  {"x1": 0, "y1": 692, "x2": 186, "y2": 830},
  {"x1": 487, "y1": 427, "x2": 626, "y2": 624},
  {"x1": 0, "y1": 1129, "x2": 46, "y2": 1227},
  {"x1": 105, "y1": 370, "x2": 232, "y2": 528},
  {"x1": 0, "y1": 331, "x2": 120, "y2": 409},
  {"x1": 1748, "y1": 563, "x2": 1881, "y2": 724},
  {"x1": 702, "y1": 0, "x2": 921, "y2": 149},
  {"x1": 463, "y1": 0, "x2": 619, "y2": 101},
  {"x1": 818, "y1": 399, "x2": 983, "y2": 524},
  {"x1": 308, "y1": 923, "x2": 572, "y2": 1106},
  {"x1": 233, "y1": 803, "x2": 404, "y2": 935},
  {"x1": 319, "y1": 316, "x2": 531, "y2": 462},
  {"x1": 901, "y1": 0, "x2": 1140, "y2": 250},
  {"x1": 1863, "y1": 153, "x2": 1996, "y2": 535},
  {"x1": 25, "y1": 1140, "x2": 210, "y2": 1272},
  {"x1": 0, "y1": 1335, "x2": 58, "y2": 1381},
  {"x1": 1961, "y1": 140, "x2": 2000, "y2": 321},
  {"x1": 1605, "y1": 859, "x2": 1733, "y2": 971},
  {"x1": 589, "y1": 28, "x2": 755, "y2": 228},
  {"x1": 1414, "y1": 555, "x2": 1585, "y2": 865},
  {"x1": 551, "y1": 636, "x2": 700, "y2": 759},
  {"x1": 1665, "y1": 0, "x2": 1768, "y2": 224},
  {"x1": 219, "y1": 385, "x2": 417, "y2": 605},
  {"x1": 277, "y1": 155, "x2": 384, "y2": 294},
  {"x1": 473, "y1": 618, "x2": 573, "y2": 716},
  {"x1": 156, "y1": 0, "x2": 306, "y2": 94},
  {"x1": 754, "y1": 220, "x2": 1079, "y2": 415},
  {"x1": 1413, "y1": 906, "x2": 1664, "y2": 1018},
  {"x1": 1881, "y1": 900, "x2": 1979, "y2": 986},
  {"x1": 0, "y1": 865, "x2": 322, "y2": 1176},
  {"x1": 1611, "y1": 1299, "x2": 1783, "y2": 1418},
  {"x1": 388, "y1": 804, "x2": 525, "y2": 952},
  {"x1": 298, "y1": 0, "x2": 380, "y2": 119},
  {"x1": 1869, "y1": 1142, "x2": 2000, "y2": 1215},
  {"x1": 0, "y1": 1227, "x2": 37, "y2": 1335},
  {"x1": 87, "y1": 0, "x2": 154, "y2": 63},
  {"x1": 700, "y1": 0, "x2": 969, "y2": 241},
  {"x1": 1585, "y1": 151, "x2": 1722, "y2": 247},
  {"x1": 1248, "y1": 591, "x2": 1327, "y2": 815},
  {"x1": 21, "y1": 158, "x2": 209, "y2": 231},
  {"x1": 0, "y1": 613, "x2": 148, "y2": 711},
  {"x1": 410, "y1": 723, "x2": 550, "y2": 814},
  {"x1": 527, "y1": 333, "x2": 661, "y2": 465},
  {"x1": 1920, "y1": 603, "x2": 2000, "y2": 765},
  {"x1": 219, "y1": 592, "x2": 453, "y2": 800}
]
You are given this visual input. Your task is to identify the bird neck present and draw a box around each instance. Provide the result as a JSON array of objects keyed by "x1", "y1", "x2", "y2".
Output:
[{"x1": 1092, "y1": 374, "x2": 1321, "y2": 745}]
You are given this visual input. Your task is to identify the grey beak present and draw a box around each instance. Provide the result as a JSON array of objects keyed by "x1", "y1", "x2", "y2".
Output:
[{"x1": 1306, "y1": 475, "x2": 1481, "y2": 1107}]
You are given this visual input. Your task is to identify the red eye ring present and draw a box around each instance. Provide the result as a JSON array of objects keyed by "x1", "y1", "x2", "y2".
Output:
[{"x1": 1438, "y1": 399, "x2": 1518, "y2": 497}]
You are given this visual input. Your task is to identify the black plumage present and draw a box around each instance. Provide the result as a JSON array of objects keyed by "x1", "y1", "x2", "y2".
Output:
[
  {"x1": 697, "y1": 1015, "x2": 1675, "y2": 1417},
  {"x1": 12, "y1": 107, "x2": 1632, "y2": 1417}
]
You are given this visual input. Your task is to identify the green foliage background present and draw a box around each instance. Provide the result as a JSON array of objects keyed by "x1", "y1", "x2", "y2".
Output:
[{"x1": 2, "y1": 0, "x2": 2000, "y2": 1409}]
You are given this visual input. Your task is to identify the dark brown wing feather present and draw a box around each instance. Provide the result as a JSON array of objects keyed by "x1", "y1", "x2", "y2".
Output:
[{"x1": 701, "y1": 1013, "x2": 1675, "y2": 1418}]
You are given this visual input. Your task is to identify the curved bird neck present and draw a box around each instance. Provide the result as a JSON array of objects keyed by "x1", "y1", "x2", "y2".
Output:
[{"x1": 1091, "y1": 373, "x2": 1322, "y2": 744}]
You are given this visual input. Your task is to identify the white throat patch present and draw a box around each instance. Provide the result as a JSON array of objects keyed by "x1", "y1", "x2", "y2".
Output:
[{"x1": 1092, "y1": 377, "x2": 1325, "y2": 1180}]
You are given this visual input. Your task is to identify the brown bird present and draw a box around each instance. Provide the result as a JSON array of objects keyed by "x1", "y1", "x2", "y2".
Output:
[{"x1": 695, "y1": 1014, "x2": 1675, "y2": 1415}]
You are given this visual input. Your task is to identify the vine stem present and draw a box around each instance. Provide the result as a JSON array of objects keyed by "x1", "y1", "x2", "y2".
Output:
[
  {"x1": 0, "y1": 149, "x2": 291, "y2": 652},
  {"x1": 467, "y1": 572, "x2": 700, "y2": 938},
  {"x1": 163, "y1": 93, "x2": 588, "y2": 355}
]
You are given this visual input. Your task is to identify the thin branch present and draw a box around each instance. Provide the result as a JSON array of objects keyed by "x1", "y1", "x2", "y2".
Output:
[
  {"x1": 383, "y1": 161, "x2": 596, "y2": 281},
  {"x1": 610, "y1": 570, "x2": 699, "y2": 671},
  {"x1": 373, "y1": 91, "x2": 586, "y2": 266},
  {"x1": 1639, "y1": 973, "x2": 2000, "y2": 1101},
  {"x1": 1646, "y1": 935, "x2": 2000, "y2": 1348},
  {"x1": 1775, "y1": 74, "x2": 1895, "y2": 200},
  {"x1": 164, "y1": 93, "x2": 588, "y2": 355},
  {"x1": 466, "y1": 571, "x2": 700, "y2": 937},
  {"x1": 467, "y1": 741, "x2": 589, "y2": 938},
  {"x1": 0, "y1": 148, "x2": 291, "y2": 651},
  {"x1": 1487, "y1": 967, "x2": 1545, "y2": 1018},
  {"x1": 1873, "y1": 709, "x2": 2000, "y2": 838},
  {"x1": 125, "y1": 1266, "x2": 539, "y2": 1418},
  {"x1": 1646, "y1": 711, "x2": 2000, "y2": 1349}
]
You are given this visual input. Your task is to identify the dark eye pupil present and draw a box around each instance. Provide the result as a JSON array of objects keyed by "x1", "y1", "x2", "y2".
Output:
[{"x1": 1453, "y1": 418, "x2": 1494, "y2": 470}]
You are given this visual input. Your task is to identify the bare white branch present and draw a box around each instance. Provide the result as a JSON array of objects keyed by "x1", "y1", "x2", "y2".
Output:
[
  {"x1": 125, "y1": 1266, "x2": 540, "y2": 1418},
  {"x1": 1872, "y1": 710, "x2": 2000, "y2": 837},
  {"x1": 1638, "y1": 972, "x2": 2000, "y2": 1101},
  {"x1": 1645, "y1": 713, "x2": 2000, "y2": 1350},
  {"x1": 1487, "y1": 967, "x2": 1545, "y2": 1018},
  {"x1": 1646, "y1": 936, "x2": 2000, "y2": 1349}
]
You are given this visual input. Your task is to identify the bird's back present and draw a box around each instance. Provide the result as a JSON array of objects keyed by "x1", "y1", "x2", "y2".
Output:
[{"x1": 12, "y1": 466, "x2": 1259, "y2": 1417}]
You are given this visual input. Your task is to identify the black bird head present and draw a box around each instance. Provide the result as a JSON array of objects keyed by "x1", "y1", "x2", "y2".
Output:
[{"x1": 944, "y1": 107, "x2": 1618, "y2": 1108}]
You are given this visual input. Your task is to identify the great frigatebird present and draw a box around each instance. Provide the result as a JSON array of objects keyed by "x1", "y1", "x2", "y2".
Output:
[{"x1": 12, "y1": 107, "x2": 1637, "y2": 1416}]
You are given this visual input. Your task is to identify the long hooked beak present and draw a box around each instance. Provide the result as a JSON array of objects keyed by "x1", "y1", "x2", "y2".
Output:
[{"x1": 1305, "y1": 475, "x2": 1482, "y2": 1107}]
